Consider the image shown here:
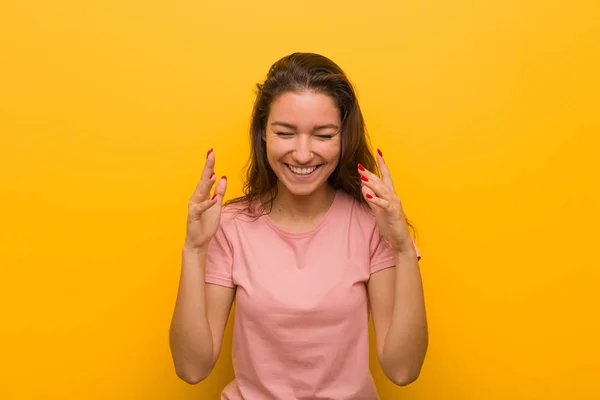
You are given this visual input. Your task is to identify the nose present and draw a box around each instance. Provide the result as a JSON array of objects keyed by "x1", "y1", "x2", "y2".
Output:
[{"x1": 292, "y1": 136, "x2": 314, "y2": 165}]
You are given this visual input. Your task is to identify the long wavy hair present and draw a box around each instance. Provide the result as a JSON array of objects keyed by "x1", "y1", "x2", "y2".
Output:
[{"x1": 225, "y1": 52, "x2": 414, "y2": 234}]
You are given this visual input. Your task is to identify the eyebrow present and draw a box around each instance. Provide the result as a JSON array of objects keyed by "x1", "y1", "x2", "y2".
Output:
[{"x1": 271, "y1": 121, "x2": 339, "y2": 131}]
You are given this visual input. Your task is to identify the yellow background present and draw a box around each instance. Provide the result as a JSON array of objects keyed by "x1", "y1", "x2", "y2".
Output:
[{"x1": 1, "y1": 1, "x2": 599, "y2": 399}]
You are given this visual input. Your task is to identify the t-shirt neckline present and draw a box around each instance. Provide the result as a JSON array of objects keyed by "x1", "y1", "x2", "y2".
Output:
[{"x1": 261, "y1": 190, "x2": 341, "y2": 239}]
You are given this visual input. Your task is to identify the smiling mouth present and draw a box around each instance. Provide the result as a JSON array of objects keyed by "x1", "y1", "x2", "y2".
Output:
[{"x1": 285, "y1": 163, "x2": 322, "y2": 176}]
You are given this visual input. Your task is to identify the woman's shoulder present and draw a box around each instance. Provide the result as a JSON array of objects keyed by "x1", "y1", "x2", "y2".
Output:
[
  {"x1": 335, "y1": 190, "x2": 373, "y2": 216},
  {"x1": 220, "y1": 198, "x2": 264, "y2": 226},
  {"x1": 334, "y1": 190, "x2": 377, "y2": 226}
]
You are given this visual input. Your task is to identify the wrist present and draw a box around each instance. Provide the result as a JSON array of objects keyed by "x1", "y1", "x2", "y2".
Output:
[
  {"x1": 183, "y1": 242, "x2": 209, "y2": 256},
  {"x1": 393, "y1": 247, "x2": 419, "y2": 262}
]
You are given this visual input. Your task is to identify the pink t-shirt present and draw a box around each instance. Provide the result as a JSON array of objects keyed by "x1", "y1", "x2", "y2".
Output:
[{"x1": 205, "y1": 190, "x2": 419, "y2": 399}]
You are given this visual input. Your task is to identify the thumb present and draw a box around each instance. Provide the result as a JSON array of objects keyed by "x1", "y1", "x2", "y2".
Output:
[
  {"x1": 213, "y1": 176, "x2": 228, "y2": 203},
  {"x1": 361, "y1": 184, "x2": 376, "y2": 210}
]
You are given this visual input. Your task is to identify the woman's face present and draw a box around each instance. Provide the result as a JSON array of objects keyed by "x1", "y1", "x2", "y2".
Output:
[{"x1": 264, "y1": 91, "x2": 342, "y2": 197}]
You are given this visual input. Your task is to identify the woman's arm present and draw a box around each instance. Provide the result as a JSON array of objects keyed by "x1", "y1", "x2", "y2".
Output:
[
  {"x1": 169, "y1": 246, "x2": 235, "y2": 384},
  {"x1": 368, "y1": 249, "x2": 428, "y2": 386}
]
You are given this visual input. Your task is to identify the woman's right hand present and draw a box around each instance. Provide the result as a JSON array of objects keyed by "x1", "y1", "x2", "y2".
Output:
[{"x1": 184, "y1": 149, "x2": 227, "y2": 252}]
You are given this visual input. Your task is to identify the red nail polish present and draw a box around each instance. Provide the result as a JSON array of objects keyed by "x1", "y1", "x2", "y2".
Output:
[
  {"x1": 357, "y1": 163, "x2": 365, "y2": 171},
  {"x1": 222, "y1": 176, "x2": 227, "y2": 180},
  {"x1": 211, "y1": 194, "x2": 216, "y2": 200},
  {"x1": 377, "y1": 148, "x2": 383, "y2": 157},
  {"x1": 366, "y1": 193, "x2": 373, "y2": 199},
  {"x1": 361, "y1": 175, "x2": 369, "y2": 182},
  {"x1": 207, "y1": 148, "x2": 213, "y2": 159},
  {"x1": 210, "y1": 172, "x2": 215, "y2": 179}
]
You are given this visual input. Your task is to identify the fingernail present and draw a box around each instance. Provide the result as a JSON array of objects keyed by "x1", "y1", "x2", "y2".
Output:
[
  {"x1": 222, "y1": 176, "x2": 227, "y2": 181},
  {"x1": 361, "y1": 176, "x2": 369, "y2": 182},
  {"x1": 377, "y1": 148, "x2": 383, "y2": 157},
  {"x1": 207, "y1": 148, "x2": 213, "y2": 159},
  {"x1": 211, "y1": 194, "x2": 216, "y2": 200},
  {"x1": 366, "y1": 193, "x2": 373, "y2": 199},
  {"x1": 210, "y1": 172, "x2": 215, "y2": 179},
  {"x1": 357, "y1": 163, "x2": 365, "y2": 171}
]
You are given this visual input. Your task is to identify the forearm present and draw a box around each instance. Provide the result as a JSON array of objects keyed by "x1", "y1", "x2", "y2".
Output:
[
  {"x1": 381, "y1": 249, "x2": 428, "y2": 385},
  {"x1": 169, "y1": 246, "x2": 214, "y2": 382}
]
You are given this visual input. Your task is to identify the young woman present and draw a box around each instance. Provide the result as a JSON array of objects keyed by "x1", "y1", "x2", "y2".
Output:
[{"x1": 169, "y1": 52, "x2": 428, "y2": 399}]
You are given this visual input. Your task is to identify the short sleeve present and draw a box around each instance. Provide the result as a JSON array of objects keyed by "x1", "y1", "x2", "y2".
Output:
[
  {"x1": 204, "y1": 224, "x2": 235, "y2": 288},
  {"x1": 369, "y1": 228, "x2": 396, "y2": 274},
  {"x1": 369, "y1": 229, "x2": 422, "y2": 275}
]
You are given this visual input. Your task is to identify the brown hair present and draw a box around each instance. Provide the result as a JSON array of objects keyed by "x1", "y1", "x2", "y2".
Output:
[{"x1": 226, "y1": 52, "x2": 414, "y2": 235}]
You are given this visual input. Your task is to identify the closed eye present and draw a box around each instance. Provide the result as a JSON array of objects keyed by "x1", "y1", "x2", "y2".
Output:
[
  {"x1": 316, "y1": 134, "x2": 334, "y2": 139},
  {"x1": 275, "y1": 132, "x2": 294, "y2": 137}
]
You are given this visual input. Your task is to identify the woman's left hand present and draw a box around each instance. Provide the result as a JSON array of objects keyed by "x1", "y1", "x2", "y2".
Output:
[{"x1": 358, "y1": 149, "x2": 415, "y2": 256}]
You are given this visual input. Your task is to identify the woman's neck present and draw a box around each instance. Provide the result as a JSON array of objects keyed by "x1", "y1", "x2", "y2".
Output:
[{"x1": 267, "y1": 183, "x2": 336, "y2": 227}]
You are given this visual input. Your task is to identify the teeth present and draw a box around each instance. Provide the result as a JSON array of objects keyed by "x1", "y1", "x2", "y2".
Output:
[{"x1": 289, "y1": 165, "x2": 317, "y2": 175}]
